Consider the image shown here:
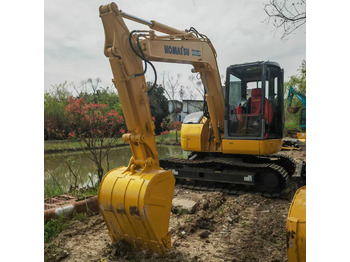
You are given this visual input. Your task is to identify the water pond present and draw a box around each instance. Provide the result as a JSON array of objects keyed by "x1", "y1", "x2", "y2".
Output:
[{"x1": 44, "y1": 145, "x2": 186, "y2": 196}]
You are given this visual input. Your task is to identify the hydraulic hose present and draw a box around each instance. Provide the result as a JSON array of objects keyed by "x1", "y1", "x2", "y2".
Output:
[{"x1": 129, "y1": 30, "x2": 157, "y2": 93}]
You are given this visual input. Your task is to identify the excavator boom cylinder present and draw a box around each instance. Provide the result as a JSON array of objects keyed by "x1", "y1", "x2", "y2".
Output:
[{"x1": 120, "y1": 11, "x2": 153, "y2": 26}]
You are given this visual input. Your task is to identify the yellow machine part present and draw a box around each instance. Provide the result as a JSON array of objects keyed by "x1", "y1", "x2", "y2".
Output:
[
  {"x1": 181, "y1": 123, "x2": 282, "y2": 155},
  {"x1": 222, "y1": 139, "x2": 282, "y2": 155},
  {"x1": 98, "y1": 166, "x2": 175, "y2": 254},
  {"x1": 286, "y1": 186, "x2": 306, "y2": 262},
  {"x1": 181, "y1": 124, "x2": 204, "y2": 152},
  {"x1": 297, "y1": 132, "x2": 306, "y2": 140}
]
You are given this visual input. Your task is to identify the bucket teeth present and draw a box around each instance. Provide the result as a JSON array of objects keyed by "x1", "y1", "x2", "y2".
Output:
[{"x1": 98, "y1": 166, "x2": 175, "y2": 254}]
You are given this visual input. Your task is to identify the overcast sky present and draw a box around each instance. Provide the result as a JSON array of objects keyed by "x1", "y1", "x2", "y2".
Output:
[{"x1": 45, "y1": 0, "x2": 305, "y2": 95}]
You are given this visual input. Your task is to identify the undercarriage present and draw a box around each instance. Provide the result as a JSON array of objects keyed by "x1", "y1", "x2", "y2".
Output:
[{"x1": 160, "y1": 153, "x2": 296, "y2": 194}]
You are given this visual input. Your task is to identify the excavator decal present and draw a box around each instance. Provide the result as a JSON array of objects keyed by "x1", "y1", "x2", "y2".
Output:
[
  {"x1": 191, "y1": 49, "x2": 201, "y2": 56},
  {"x1": 164, "y1": 45, "x2": 190, "y2": 56}
]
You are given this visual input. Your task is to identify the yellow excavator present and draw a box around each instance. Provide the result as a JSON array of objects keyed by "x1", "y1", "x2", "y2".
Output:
[
  {"x1": 286, "y1": 185, "x2": 306, "y2": 261},
  {"x1": 97, "y1": 2, "x2": 303, "y2": 257}
]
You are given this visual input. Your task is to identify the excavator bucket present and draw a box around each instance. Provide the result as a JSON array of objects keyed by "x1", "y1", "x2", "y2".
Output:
[
  {"x1": 286, "y1": 186, "x2": 306, "y2": 261},
  {"x1": 98, "y1": 166, "x2": 175, "y2": 254}
]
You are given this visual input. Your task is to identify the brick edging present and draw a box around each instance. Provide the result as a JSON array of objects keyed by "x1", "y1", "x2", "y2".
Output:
[{"x1": 44, "y1": 196, "x2": 99, "y2": 221}]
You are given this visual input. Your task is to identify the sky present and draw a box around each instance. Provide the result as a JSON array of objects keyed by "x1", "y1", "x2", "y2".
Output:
[{"x1": 44, "y1": 0, "x2": 306, "y2": 96}]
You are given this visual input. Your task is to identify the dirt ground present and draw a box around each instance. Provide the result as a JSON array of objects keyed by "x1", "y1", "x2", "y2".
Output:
[{"x1": 45, "y1": 148, "x2": 305, "y2": 262}]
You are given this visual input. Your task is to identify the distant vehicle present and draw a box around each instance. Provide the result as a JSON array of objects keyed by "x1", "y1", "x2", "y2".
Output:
[{"x1": 287, "y1": 86, "x2": 306, "y2": 139}]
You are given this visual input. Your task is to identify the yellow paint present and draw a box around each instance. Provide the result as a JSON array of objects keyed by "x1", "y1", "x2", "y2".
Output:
[
  {"x1": 98, "y1": 166, "x2": 175, "y2": 254},
  {"x1": 222, "y1": 139, "x2": 282, "y2": 155},
  {"x1": 286, "y1": 186, "x2": 306, "y2": 262},
  {"x1": 259, "y1": 139, "x2": 283, "y2": 155},
  {"x1": 181, "y1": 124, "x2": 204, "y2": 151},
  {"x1": 297, "y1": 132, "x2": 306, "y2": 140}
]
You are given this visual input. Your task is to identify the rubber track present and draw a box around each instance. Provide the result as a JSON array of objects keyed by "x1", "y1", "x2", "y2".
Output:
[
  {"x1": 247, "y1": 153, "x2": 296, "y2": 177},
  {"x1": 160, "y1": 157, "x2": 289, "y2": 194}
]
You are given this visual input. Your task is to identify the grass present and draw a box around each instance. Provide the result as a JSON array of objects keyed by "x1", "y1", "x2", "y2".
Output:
[
  {"x1": 241, "y1": 221, "x2": 251, "y2": 228},
  {"x1": 44, "y1": 212, "x2": 89, "y2": 261},
  {"x1": 44, "y1": 138, "x2": 125, "y2": 151},
  {"x1": 216, "y1": 207, "x2": 224, "y2": 216},
  {"x1": 45, "y1": 131, "x2": 180, "y2": 152},
  {"x1": 45, "y1": 182, "x2": 100, "y2": 200},
  {"x1": 184, "y1": 216, "x2": 193, "y2": 223},
  {"x1": 44, "y1": 214, "x2": 67, "y2": 243},
  {"x1": 44, "y1": 181, "x2": 66, "y2": 199},
  {"x1": 155, "y1": 130, "x2": 181, "y2": 145},
  {"x1": 71, "y1": 184, "x2": 100, "y2": 201},
  {"x1": 44, "y1": 212, "x2": 88, "y2": 243}
]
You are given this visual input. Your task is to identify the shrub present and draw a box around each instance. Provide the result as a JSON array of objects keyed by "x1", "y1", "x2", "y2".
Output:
[
  {"x1": 64, "y1": 97, "x2": 126, "y2": 181},
  {"x1": 170, "y1": 121, "x2": 182, "y2": 131}
]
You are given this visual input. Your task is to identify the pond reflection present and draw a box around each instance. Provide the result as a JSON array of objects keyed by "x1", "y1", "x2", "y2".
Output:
[{"x1": 44, "y1": 145, "x2": 186, "y2": 195}]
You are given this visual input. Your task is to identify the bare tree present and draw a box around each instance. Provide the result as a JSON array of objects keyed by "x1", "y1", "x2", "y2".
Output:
[
  {"x1": 81, "y1": 78, "x2": 102, "y2": 98},
  {"x1": 188, "y1": 75, "x2": 204, "y2": 100},
  {"x1": 64, "y1": 154, "x2": 84, "y2": 190},
  {"x1": 162, "y1": 72, "x2": 182, "y2": 121},
  {"x1": 264, "y1": 0, "x2": 306, "y2": 39}
]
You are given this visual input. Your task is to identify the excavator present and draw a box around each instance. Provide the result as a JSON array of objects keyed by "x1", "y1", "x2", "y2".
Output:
[
  {"x1": 97, "y1": 2, "x2": 300, "y2": 256},
  {"x1": 287, "y1": 86, "x2": 306, "y2": 140}
]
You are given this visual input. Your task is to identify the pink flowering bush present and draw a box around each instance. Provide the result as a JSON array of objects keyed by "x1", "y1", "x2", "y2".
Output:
[
  {"x1": 65, "y1": 97, "x2": 125, "y2": 139},
  {"x1": 170, "y1": 121, "x2": 182, "y2": 131},
  {"x1": 64, "y1": 97, "x2": 126, "y2": 181}
]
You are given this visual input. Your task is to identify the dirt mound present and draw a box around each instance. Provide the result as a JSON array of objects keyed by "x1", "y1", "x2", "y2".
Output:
[{"x1": 45, "y1": 190, "x2": 290, "y2": 262}]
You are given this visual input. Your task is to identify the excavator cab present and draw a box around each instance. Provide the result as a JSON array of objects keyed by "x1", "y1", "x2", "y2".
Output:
[{"x1": 225, "y1": 61, "x2": 284, "y2": 140}]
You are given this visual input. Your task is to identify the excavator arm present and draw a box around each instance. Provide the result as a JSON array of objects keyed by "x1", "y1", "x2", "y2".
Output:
[
  {"x1": 98, "y1": 2, "x2": 225, "y2": 254},
  {"x1": 286, "y1": 86, "x2": 306, "y2": 137},
  {"x1": 287, "y1": 86, "x2": 306, "y2": 114}
]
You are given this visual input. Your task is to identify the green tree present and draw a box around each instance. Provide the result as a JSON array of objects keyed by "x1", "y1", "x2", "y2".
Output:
[
  {"x1": 44, "y1": 82, "x2": 72, "y2": 139},
  {"x1": 147, "y1": 82, "x2": 170, "y2": 135},
  {"x1": 44, "y1": 80, "x2": 125, "y2": 140},
  {"x1": 284, "y1": 60, "x2": 306, "y2": 133},
  {"x1": 76, "y1": 86, "x2": 123, "y2": 116}
]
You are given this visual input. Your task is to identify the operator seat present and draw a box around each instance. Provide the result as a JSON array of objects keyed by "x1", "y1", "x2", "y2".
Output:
[
  {"x1": 245, "y1": 88, "x2": 274, "y2": 136},
  {"x1": 250, "y1": 88, "x2": 273, "y2": 123},
  {"x1": 234, "y1": 88, "x2": 274, "y2": 136}
]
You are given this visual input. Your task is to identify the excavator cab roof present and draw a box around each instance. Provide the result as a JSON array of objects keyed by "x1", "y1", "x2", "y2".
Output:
[
  {"x1": 226, "y1": 62, "x2": 281, "y2": 83},
  {"x1": 228, "y1": 61, "x2": 281, "y2": 69}
]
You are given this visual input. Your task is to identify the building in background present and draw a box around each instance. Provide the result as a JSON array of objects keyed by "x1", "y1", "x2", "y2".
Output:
[
  {"x1": 168, "y1": 99, "x2": 203, "y2": 122},
  {"x1": 168, "y1": 100, "x2": 183, "y2": 121},
  {"x1": 181, "y1": 100, "x2": 203, "y2": 121}
]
